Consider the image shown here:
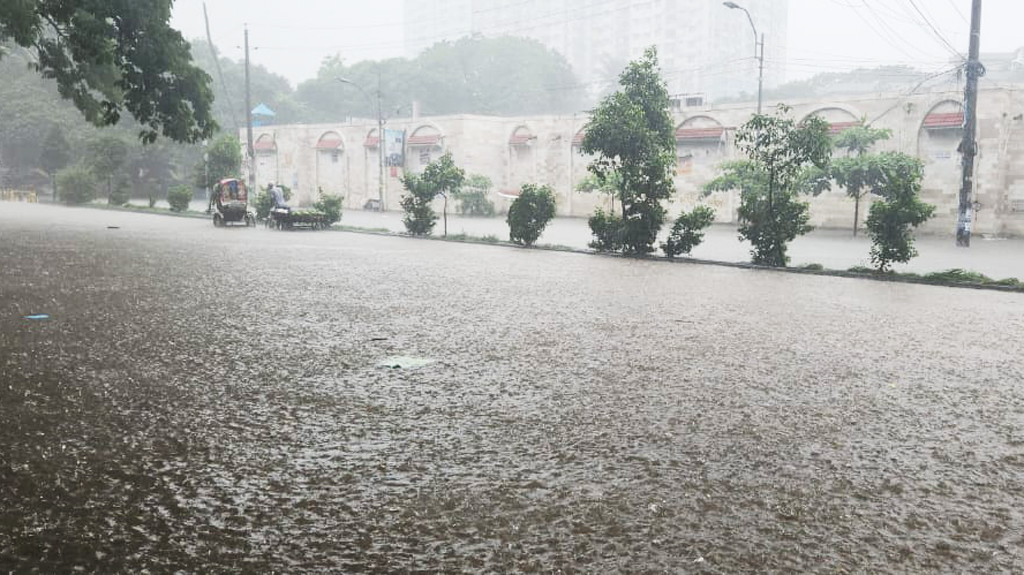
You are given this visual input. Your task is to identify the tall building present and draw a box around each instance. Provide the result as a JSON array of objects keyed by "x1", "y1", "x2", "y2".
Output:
[{"x1": 402, "y1": 0, "x2": 788, "y2": 100}]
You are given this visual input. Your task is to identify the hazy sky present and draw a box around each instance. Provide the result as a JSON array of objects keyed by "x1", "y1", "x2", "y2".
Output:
[{"x1": 170, "y1": 0, "x2": 1022, "y2": 88}]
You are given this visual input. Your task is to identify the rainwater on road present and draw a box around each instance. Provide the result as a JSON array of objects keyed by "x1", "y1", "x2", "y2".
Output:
[{"x1": 2, "y1": 203, "x2": 1023, "y2": 573}]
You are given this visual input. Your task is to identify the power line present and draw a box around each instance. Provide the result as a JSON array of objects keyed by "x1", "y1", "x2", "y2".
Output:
[{"x1": 901, "y1": 0, "x2": 964, "y2": 59}]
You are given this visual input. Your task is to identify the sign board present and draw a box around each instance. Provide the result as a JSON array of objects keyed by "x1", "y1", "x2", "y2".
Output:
[{"x1": 384, "y1": 129, "x2": 405, "y2": 167}]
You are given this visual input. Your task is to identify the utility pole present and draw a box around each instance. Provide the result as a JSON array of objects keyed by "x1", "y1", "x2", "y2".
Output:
[
  {"x1": 957, "y1": 0, "x2": 983, "y2": 247},
  {"x1": 377, "y1": 71, "x2": 386, "y2": 211},
  {"x1": 757, "y1": 33, "x2": 764, "y2": 115},
  {"x1": 244, "y1": 25, "x2": 255, "y2": 189}
]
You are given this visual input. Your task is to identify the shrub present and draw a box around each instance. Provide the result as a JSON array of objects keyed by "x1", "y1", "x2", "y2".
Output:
[
  {"x1": 167, "y1": 185, "x2": 193, "y2": 212},
  {"x1": 107, "y1": 176, "x2": 131, "y2": 206},
  {"x1": 506, "y1": 184, "x2": 557, "y2": 246},
  {"x1": 588, "y1": 208, "x2": 625, "y2": 252},
  {"x1": 314, "y1": 190, "x2": 343, "y2": 225},
  {"x1": 864, "y1": 155, "x2": 934, "y2": 271},
  {"x1": 252, "y1": 185, "x2": 292, "y2": 220},
  {"x1": 661, "y1": 205, "x2": 716, "y2": 257},
  {"x1": 455, "y1": 174, "x2": 496, "y2": 217},
  {"x1": 455, "y1": 189, "x2": 496, "y2": 217},
  {"x1": 400, "y1": 173, "x2": 438, "y2": 236},
  {"x1": 56, "y1": 164, "x2": 98, "y2": 205}
]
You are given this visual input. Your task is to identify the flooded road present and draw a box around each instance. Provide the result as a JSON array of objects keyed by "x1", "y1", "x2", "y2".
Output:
[{"x1": 2, "y1": 203, "x2": 1024, "y2": 573}]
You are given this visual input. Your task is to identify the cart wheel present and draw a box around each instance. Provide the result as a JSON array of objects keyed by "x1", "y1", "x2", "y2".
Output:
[
  {"x1": 213, "y1": 214, "x2": 223, "y2": 227},
  {"x1": 245, "y1": 214, "x2": 255, "y2": 227}
]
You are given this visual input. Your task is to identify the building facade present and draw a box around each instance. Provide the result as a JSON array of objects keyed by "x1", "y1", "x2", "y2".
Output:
[
  {"x1": 243, "y1": 86, "x2": 1024, "y2": 237},
  {"x1": 403, "y1": 0, "x2": 788, "y2": 99}
]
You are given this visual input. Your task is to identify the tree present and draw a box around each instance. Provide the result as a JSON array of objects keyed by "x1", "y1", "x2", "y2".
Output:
[
  {"x1": 831, "y1": 124, "x2": 893, "y2": 236},
  {"x1": 417, "y1": 152, "x2": 465, "y2": 236},
  {"x1": 453, "y1": 174, "x2": 496, "y2": 217},
  {"x1": 399, "y1": 174, "x2": 438, "y2": 236},
  {"x1": 399, "y1": 153, "x2": 465, "y2": 236},
  {"x1": 195, "y1": 134, "x2": 242, "y2": 191},
  {"x1": 40, "y1": 126, "x2": 72, "y2": 200},
  {"x1": 582, "y1": 46, "x2": 676, "y2": 255},
  {"x1": 863, "y1": 152, "x2": 935, "y2": 271},
  {"x1": 0, "y1": 1, "x2": 216, "y2": 143},
  {"x1": 575, "y1": 171, "x2": 623, "y2": 215},
  {"x1": 661, "y1": 206, "x2": 716, "y2": 258},
  {"x1": 507, "y1": 184, "x2": 557, "y2": 246},
  {"x1": 56, "y1": 163, "x2": 97, "y2": 205},
  {"x1": 296, "y1": 36, "x2": 585, "y2": 121},
  {"x1": 86, "y1": 134, "x2": 129, "y2": 200},
  {"x1": 705, "y1": 105, "x2": 832, "y2": 267}
]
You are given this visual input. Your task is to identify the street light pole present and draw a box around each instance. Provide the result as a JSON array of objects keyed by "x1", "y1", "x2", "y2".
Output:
[
  {"x1": 339, "y1": 76, "x2": 386, "y2": 211},
  {"x1": 724, "y1": 2, "x2": 764, "y2": 114}
]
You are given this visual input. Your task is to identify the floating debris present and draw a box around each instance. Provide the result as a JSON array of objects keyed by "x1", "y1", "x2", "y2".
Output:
[{"x1": 23, "y1": 314, "x2": 50, "y2": 320}]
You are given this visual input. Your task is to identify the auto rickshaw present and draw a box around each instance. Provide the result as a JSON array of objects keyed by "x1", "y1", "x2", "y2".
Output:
[{"x1": 210, "y1": 178, "x2": 255, "y2": 227}]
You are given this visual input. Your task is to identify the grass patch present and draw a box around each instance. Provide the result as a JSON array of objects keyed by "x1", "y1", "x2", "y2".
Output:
[
  {"x1": 923, "y1": 268, "x2": 991, "y2": 283},
  {"x1": 847, "y1": 266, "x2": 874, "y2": 274},
  {"x1": 336, "y1": 224, "x2": 391, "y2": 233},
  {"x1": 798, "y1": 263, "x2": 825, "y2": 271}
]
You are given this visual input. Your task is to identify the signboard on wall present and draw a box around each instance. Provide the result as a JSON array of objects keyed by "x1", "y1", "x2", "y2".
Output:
[{"x1": 384, "y1": 129, "x2": 405, "y2": 167}]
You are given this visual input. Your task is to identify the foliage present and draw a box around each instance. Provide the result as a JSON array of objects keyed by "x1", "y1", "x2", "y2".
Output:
[
  {"x1": 830, "y1": 124, "x2": 894, "y2": 235},
  {"x1": 195, "y1": 135, "x2": 243, "y2": 191},
  {"x1": 399, "y1": 174, "x2": 438, "y2": 236},
  {"x1": 661, "y1": 205, "x2": 716, "y2": 257},
  {"x1": 167, "y1": 185, "x2": 193, "y2": 212},
  {"x1": 253, "y1": 185, "x2": 292, "y2": 220},
  {"x1": 575, "y1": 171, "x2": 622, "y2": 213},
  {"x1": 56, "y1": 164, "x2": 98, "y2": 205},
  {"x1": 506, "y1": 184, "x2": 557, "y2": 246},
  {"x1": 863, "y1": 153, "x2": 935, "y2": 271},
  {"x1": 297, "y1": 36, "x2": 584, "y2": 122},
  {"x1": 107, "y1": 176, "x2": 131, "y2": 206},
  {"x1": 454, "y1": 174, "x2": 496, "y2": 217},
  {"x1": 0, "y1": 1, "x2": 215, "y2": 143},
  {"x1": 40, "y1": 125, "x2": 72, "y2": 178},
  {"x1": 314, "y1": 191, "x2": 343, "y2": 225},
  {"x1": 400, "y1": 152, "x2": 465, "y2": 236},
  {"x1": 581, "y1": 47, "x2": 676, "y2": 254},
  {"x1": 587, "y1": 209, "x2": 625, "y2": 252},
  {"x1": 706, "y1": 105, "x2": 832, "y2": 267},
  {"x1": 86, "y1": 134, "x2": 129, "y2": 200}
]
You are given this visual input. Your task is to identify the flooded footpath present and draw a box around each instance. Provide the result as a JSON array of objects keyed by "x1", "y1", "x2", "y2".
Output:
[{"x1": 2, "y1": 203, "x2": 1023, "y2": 573}]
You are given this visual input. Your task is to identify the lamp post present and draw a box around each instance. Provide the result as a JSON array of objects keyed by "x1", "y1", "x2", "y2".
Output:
[
  {"x1": 338, "y1": 76, "x2": 386, "y2": 211},
  {"x1": 724, "y1": 1, "x2": 764, "y2": 114}
]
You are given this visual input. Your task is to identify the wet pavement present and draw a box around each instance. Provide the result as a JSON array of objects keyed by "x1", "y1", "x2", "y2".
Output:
[{"x1": 2, "y1": 202, "x2": 1024, "y2": 573}]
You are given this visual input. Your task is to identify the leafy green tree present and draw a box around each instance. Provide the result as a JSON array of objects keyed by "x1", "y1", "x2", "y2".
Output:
[
  {"x1": 831, "y1": 124, "x2": 893, "y2": 236},
  {"x1": 195, "y1": 134, "x2": 242, "y2": 191},
  {"x1": 167, "y1": 184, "x2": 192, "y2": 212},
  {"x1": 314, "y1": 190, "x2": 343, "y2": 225},
  {"x1": 453, "y1": 174, "x2": 496, "y2": 217},
  {"x1": 587, "y1": 209, "x2": 625, "y2": 252},
  {"x1": 296, "y1": 36, "x2": 584, "y2": 122},
  {"x1": 661, "y1": 206, "x2": 716, "y2": 258},
  {"x1": 40, "y1": 125, "x2": 72, "y2": 200},
  {"x1": 86, "y1": 134, "x2": 129, "y2": 200},
  {"x1": 582, "y1": 46, "x2": 676, "y2": 255},
  {"x1": 575, "y1": 171, "x2": 623, "y2": 215},
  {"x1": 399, "y1": 152, "x2": 465, "y2": 237},
  {"x1": 399, "y1": 174, "x2": 438, "y2": 236},
  {"x1": 56, "y1": 163, "x2": 97, "y2": 205},
  {"x1": 705, "y1": 105, "x2": 832, "y2": 267},
  {"x1": 862, "y1": 153, "x2": 935, "y2": 271},
  {"x1": 0, "y1": 1, "x2": 216, "y2": 143},
  {"x1": 507, "y1": 184, "x2": 557, "y2": 246}
]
